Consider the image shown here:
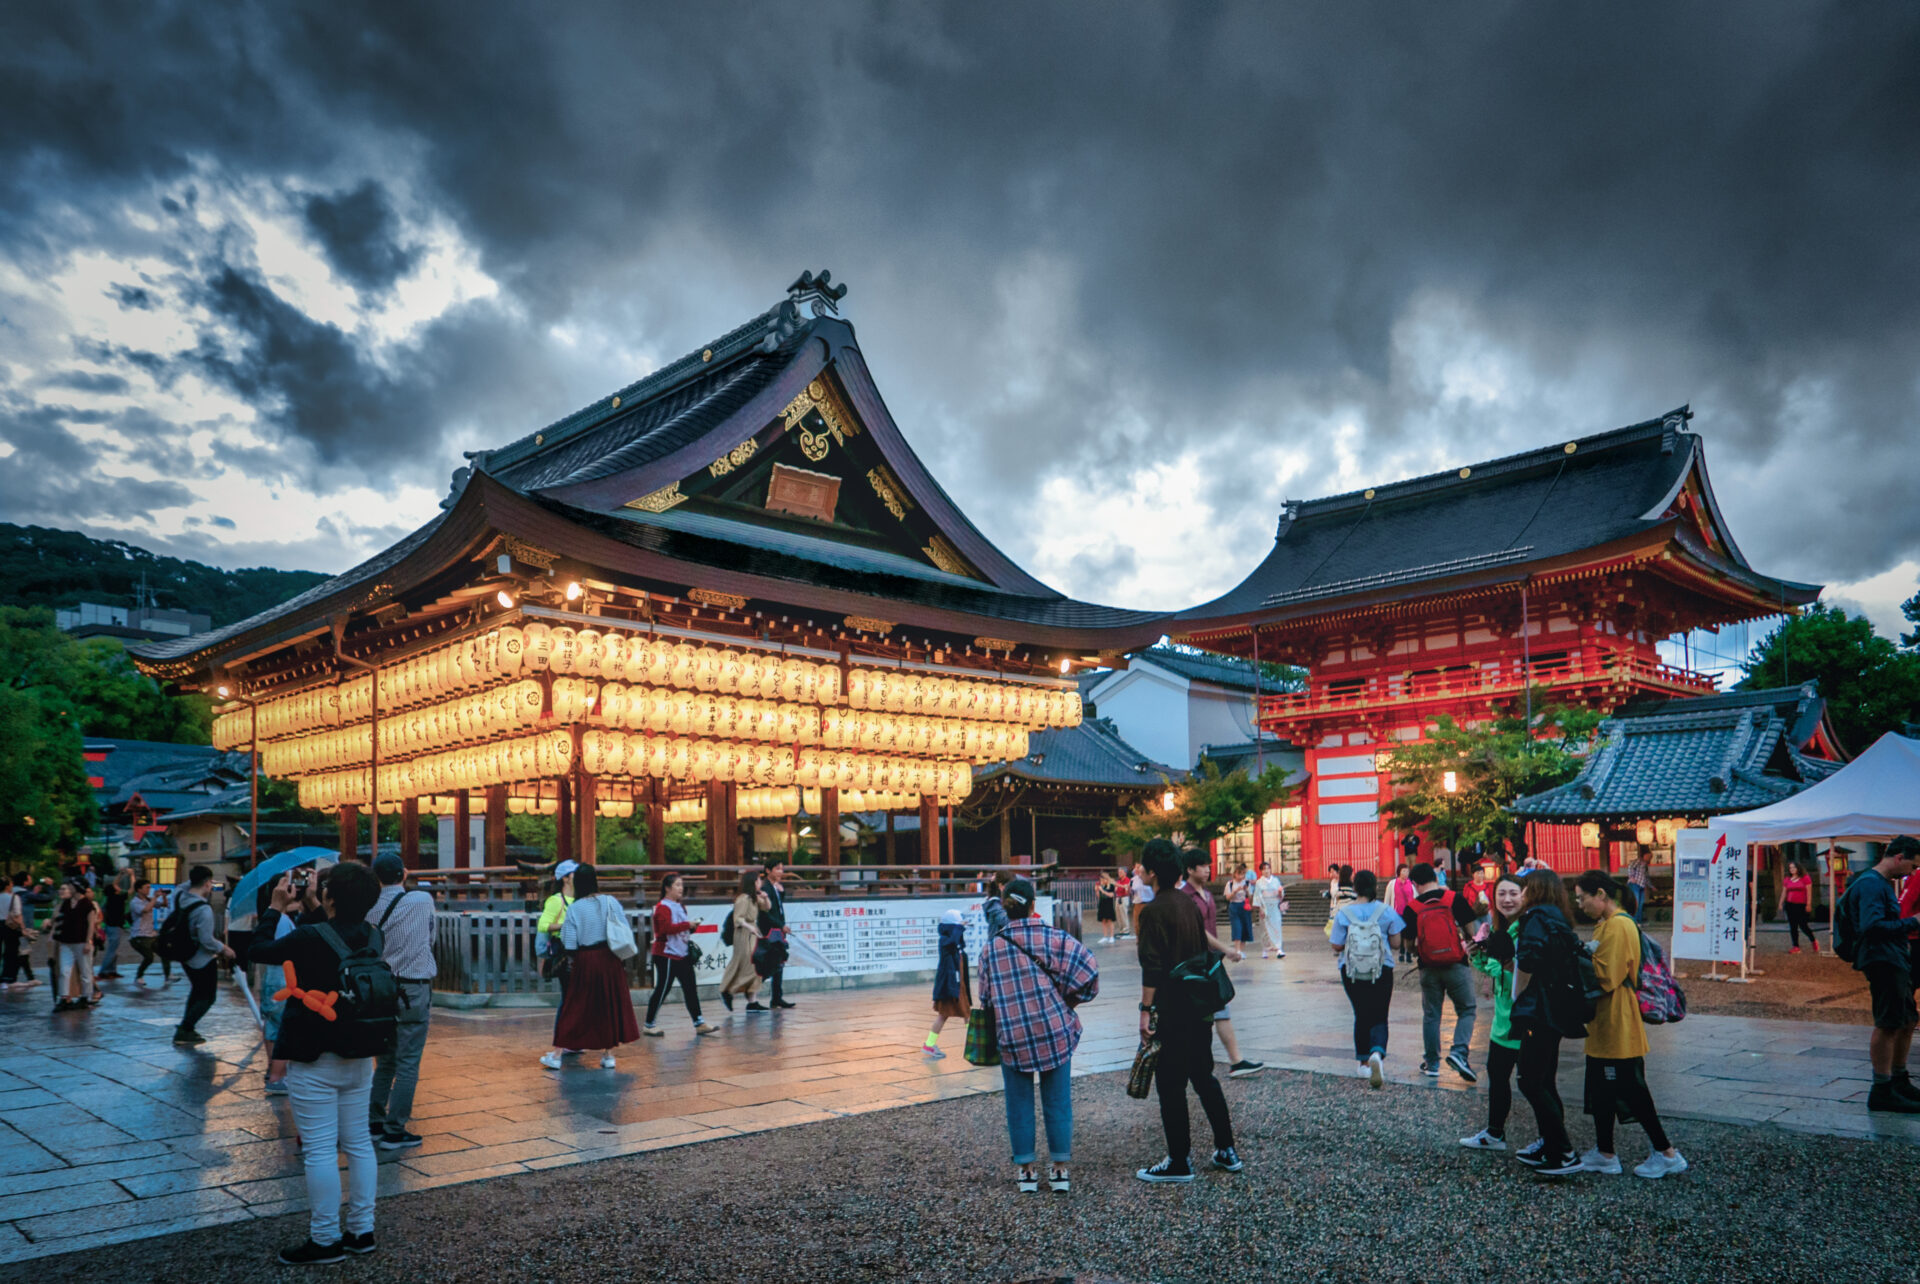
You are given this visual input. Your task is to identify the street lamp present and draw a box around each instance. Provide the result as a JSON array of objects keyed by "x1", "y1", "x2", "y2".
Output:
[
  {"x1": 215, "y1": 681, "x2": 261, "y2": 871},
  {"x1": 1161, "y1": 790, "x2": 1177, "y2": 813},
  {"x1": 1442, "y1": 771, "x2": 1458, "y2": 794}
]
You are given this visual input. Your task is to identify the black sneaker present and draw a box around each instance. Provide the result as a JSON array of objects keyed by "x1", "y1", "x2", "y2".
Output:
[
  {"x1": 771, "y1": 999, "x2": 796, "y2": 1009},
  {"x1": 1446, "y1": 1051, "x2": 1478, "y2": 1083},
  {"x1": 1892, "y1": 1074, "x2": 1920, "y2": 1104},
  {"x1": 172, "y1": 1030, "x2": 206, "y2": 1045},
  {"x1": 1211, "y1": 1147, "x2": 1244, "y2": 1172},
  {"x1": 1227, "y1": 1060, "x2": 1267, "y2": 1079},
  {"x1": 1420, "y1": 1061, "x2": 1441, "y2": 1078},
  {"x1": 278, "y1": 1238, "x2": 347, "y2": 1265},
  {"x1": 1537, "y1": 1151, "x2": 1585, "y2": 1177},
  {"x1": 720, "y1": 991, "x2": 735, "y2": 1011},
  {"x1": 377, "y1": 1130, "x2": 423, "y2": 1150},
  {"x1": 1135, "y1": 1156, "x2": 1195, "y2": 1184},
  {"x1": 342, "y1": 1231, "x2": 377, "y2": 1256},
  {"x1": 1868, "y1": 1083, "x2": 1920, "y2": 1114},
  {"x1": 744, "y1": 1001, "x2": 769, "y2": 1011},
  {"x1": 369, "y1": 1122, "x2": 386, "y2": 1138},
  {"x1": 1514, "y1": 1140, "x2": 1548, "y2": 1168}
]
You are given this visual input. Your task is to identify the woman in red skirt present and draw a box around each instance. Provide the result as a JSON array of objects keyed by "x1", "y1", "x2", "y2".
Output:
[{"x1": 542, "y1": 865, "x2": 640, "y2": 1070}]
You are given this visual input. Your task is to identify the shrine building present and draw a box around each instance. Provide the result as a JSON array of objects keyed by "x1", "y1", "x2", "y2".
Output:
[
  {"x1": 1171, "y1": 411, "x2": 1823, "y2": 878},
  {"x1": 129, "y1": 272, "x2": 1167, "y2": 870}
]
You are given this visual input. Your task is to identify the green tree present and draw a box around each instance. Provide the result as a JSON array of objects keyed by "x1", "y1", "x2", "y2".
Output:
[
  {"x1": 1742, "y1": 604, "x2": 1920, "y2": 753},
  {"x1": 1381, "y1": 701, "x2": 1601, "y2": 863},
  {"x1": 506, "y1": 810, "x2": 707, "y2": 864},
  {"x1": 0, "y1": 609, "x2": 99, "y2": 866},
  {"x1": 1901, "y1": 589, "x2": 1920, "y2": 650},
  {"x1": 1100, "y1": 761, "x2": 1294, "y2": 857},
  {"x1": 68, "y1": 637, "x2": 211, "y2": 742}
]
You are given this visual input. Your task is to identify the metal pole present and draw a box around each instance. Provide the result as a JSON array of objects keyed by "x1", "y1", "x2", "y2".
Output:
[{"x1": 248, "y1": 698, "x2": 259, "y2": 870}]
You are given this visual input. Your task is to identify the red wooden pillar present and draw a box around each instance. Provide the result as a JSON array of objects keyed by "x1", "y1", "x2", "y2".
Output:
[
  {"x1": 454, "y1": 792, "x2": 471, "y2": 869},
  {"x1": 400, "y1": 798, "x2": 421, "y2": 869},
  {"x1": 1251, "y1": 807, "x2": 1266, "y2": 873},
  {"x1": 484, "y1": 785, "x2": 507, "y2": 867},
  {"x1": 705, "y1": 780, "x2": 727, "y2": 863},
  {"x1": 338, "y1": 805, "x2": 359, "y2": 864},
  {"x1": 920, "y1": 794, "x2": 939, "y2": 865},
  {"x1": 723, "y1": 780, "x2": 741, "y2": 864},
  {"x1": 647, "y1": 778, "x2": 666, "y2": 863},
  {"x1": 555, "y1": 777, "x2": 573, "y2": 865},
  {"x1": 822, "y1": 787, "x2": 841, "y2": 867},
  {"x1": 577, "y1": 772, "x2": 598, "y2": 866}
]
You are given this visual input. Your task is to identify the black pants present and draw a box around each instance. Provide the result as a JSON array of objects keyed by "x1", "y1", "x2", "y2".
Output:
[
  {"x1": 132, "y1": 936, "x2": 171, "y2": 979},
  {"x1": 1486, "y1": 1040, "x2": 1520, "y2": 1137},
  {"x1": 1785, "y1": 902, "x2": 1819, "y2": 948},
  {"x1": 1341, "y1": 970, "x2": 1395, "y2": 1060},
  {"x1": 1154, "y1": 1016, "x2": 1233, "y2": 1164},
  {"x1": 767, "y1": 963, "x2": 785, "y2": 1004},
  {"x1": 1516, "y1": 1029, "x2": 1571, "y2": 1157},
  {"x1": 644, "y1": 954, "x2": 702, "y2": 1025},
  {"x1": 0, "y1": 924, "x2": 21, "y2": 983},
  {"x1": 1586, "y1": 1056, "x2": 1671, "y2": 1153},
  {"x1": 178, "y1": 961, "x2": 217, "y2": 1035}
]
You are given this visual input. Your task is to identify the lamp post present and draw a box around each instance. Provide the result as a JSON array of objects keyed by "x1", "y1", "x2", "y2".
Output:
[{"x1": 215, "y1": 682, "x2": 260, "y2": 870}]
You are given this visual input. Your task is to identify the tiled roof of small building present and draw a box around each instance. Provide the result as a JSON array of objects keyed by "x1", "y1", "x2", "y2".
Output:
[
  {"x1": 976, "y1": 718, "x2": 1185, "y2": 789},
  {"x1": 1134, "y1": 645, "x2": 1264, "y2": 693}
]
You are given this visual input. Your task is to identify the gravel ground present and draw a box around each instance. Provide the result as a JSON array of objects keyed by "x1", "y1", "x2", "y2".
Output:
[{"x1": 26, "y1": 1066, "x2": 1920, "y2": 1284}]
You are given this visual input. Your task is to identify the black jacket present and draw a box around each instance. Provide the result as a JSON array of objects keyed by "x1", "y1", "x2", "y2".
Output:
[
  {"x1": 1510, "y1": 904, "x2": 1586, "y2": 1039},
  {"x1": 249, "y1": 909, "x2": 381, "y2": 1062}
]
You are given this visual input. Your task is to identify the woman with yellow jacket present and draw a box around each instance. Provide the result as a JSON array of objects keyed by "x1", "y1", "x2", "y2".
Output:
[{"x1": 1572, "y1": 871, "x2": 1688, "y2": 1180}]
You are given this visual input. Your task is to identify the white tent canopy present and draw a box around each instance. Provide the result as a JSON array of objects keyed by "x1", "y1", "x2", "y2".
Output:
[{"x1": 1709, "y1": 732, "x2": 1920, "y2": 846}]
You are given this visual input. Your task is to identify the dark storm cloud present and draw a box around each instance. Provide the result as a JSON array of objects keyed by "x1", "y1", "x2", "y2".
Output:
[{"x1": 1, "y1": 2, "x2": 1917, "y2": 597}]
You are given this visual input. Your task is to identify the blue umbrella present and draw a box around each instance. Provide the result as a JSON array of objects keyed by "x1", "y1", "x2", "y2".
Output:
[{"x1": 225, "y1": 846, "x2": 338, "y2": 927}]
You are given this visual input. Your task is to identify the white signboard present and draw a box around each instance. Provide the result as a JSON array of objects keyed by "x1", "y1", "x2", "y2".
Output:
[
  {"x1": 1671, "y1": 829, "x2": 1747, "y2": 963},
  {"x1": 682, "y1": 894, "x2": 1055, "y2": 987}
]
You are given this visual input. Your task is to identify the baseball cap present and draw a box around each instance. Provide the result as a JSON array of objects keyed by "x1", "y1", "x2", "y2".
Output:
[
  {"x1": 554, "y1": 859, "x2": 580, "y2": 879},
  {"x1": 1003, "y1": 877, "x2": 1036, "y2": 908}
]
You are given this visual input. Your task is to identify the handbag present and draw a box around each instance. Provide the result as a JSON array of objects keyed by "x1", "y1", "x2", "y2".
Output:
[
  {"x1": 1169, "y1": 950, "x2": 1236, "y2": 1015},
  {"x1": 1126, "y1": 1035, "x2": 1161, "y2": 1099},
  {"x1": 601, "y1": 897, "x2": 638, "y2": 960},
  {"x1": 963, "y1": 1004, "x2": 1000, "y2": 1066},
  {"x1": 540, "y1": 949, "x2": 572, "y2": 983}
]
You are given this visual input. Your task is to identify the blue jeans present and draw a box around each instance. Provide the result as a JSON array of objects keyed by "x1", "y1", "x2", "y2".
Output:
[
  {"x1": 1000, "y1": 1062, "x2": 1073, "y2": 1163},
  {"x1": 1228, "y1": 903, "x2": 1254, "y2": 943}
]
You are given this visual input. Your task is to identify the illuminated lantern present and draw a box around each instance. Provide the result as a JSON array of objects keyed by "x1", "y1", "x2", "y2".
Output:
[
  {"x1": 845, "y1": 668, "x2": 870, "y2": 709},
  {"x1": 549, "y1": 626, "x2": 579, "y2": 675},
  {"x1": 1635, "y1": 819, "x2": 1655, "y2": 846},
  {"x1": 716, "y1": 649, "x2": 744, "y2": 694},
  {"x1": 598, "y1": 632, "x2": 626, "y2": 682},
  {"x1": 768, "y1": 745, "x2": 795, "y2": 786},
  {"x1": 690, "y1": 648, "x2": 718, "y2": 692},
  {"x1": 574, "y1": 628, "x2": 603, "y2": 678},
  {"x1": 1655, "y1": 819, "x2": 1677, "y2": 846},
  {"x1": 795, "y1": 748, "x2": 822, "y2": 788},
  {"x1": 600, "y1": 682, "x2": 629, "y2": 725},
  {"x1": 1580, "y1": 823, "x2": 1602, "y2": 849},
  {"x1": 493, "y1": 625, "x2": 523, "y2": 678},
  {"x1": 662, "y1": 643, "x2": 691, "y2": 690},
  {"x1": 524, "y1": 622, "x2": 554, "y2": 671},
  {"x1": 664, "y1": 738, "x2": 692, "y2": 779}
]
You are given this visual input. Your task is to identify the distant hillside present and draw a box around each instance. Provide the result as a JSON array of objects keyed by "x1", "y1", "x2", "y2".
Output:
[{"x1": 0, "y1": 524, "x2": 331, "y2": 629}]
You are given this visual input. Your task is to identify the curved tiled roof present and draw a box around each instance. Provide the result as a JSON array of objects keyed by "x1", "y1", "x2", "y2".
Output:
[{"x1": 976, "y1": 718, "x2": 1184, "y2": 789}]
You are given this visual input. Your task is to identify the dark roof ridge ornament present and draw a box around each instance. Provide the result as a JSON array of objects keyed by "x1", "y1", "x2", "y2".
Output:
[
  {"x1": 1661, "y1": 405, "x2": 1694, "y2": 454},
  {"x1": 787, "y1": 269, "x2": 848, "y2": 318}
]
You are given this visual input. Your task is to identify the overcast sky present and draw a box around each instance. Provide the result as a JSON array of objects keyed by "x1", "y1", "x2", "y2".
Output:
[{"x1": 3, "y1": 3, "x2": 1917, "y2": 645}]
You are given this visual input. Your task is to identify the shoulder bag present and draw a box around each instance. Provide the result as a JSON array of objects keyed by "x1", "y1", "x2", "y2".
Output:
[{"x1": 602, "y1": 897, "x2": 639, "y2": 960}]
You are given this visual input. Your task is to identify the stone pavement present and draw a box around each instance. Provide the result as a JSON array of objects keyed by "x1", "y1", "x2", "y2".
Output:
[{"x1": 1, "y1": 937, "x2": 1914, "y2": 1265}]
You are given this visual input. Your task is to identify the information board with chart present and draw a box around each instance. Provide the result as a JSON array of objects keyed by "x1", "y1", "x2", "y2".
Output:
[{"x1": 687, "y1": 894, "x2": 1055, "y2": 985}]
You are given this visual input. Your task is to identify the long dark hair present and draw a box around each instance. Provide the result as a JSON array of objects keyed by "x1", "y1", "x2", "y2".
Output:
[
  {"x1": 1519, "y1": 869, "x2": 1573, "y2": 922},
  {"x1": 573, "y1": 864, "x2": 599, "y2": 896},
  {"x1": 738, "y1": 869, "x2": 759, "y2": 895}
]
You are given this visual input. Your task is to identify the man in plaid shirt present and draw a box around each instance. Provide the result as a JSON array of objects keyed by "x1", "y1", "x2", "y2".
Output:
[{"x1": 975, "y1": 877, "x2": 1099, "y2": 1193}]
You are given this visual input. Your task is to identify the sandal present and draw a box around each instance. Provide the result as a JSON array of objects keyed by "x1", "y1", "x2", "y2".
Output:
[
  {"x1": 1048, "y1": 1165, "x2": 1070, "y2": 1194},
  {"x1": 1016, "y1": 1165, "x2": 1038, "y2": 1194}
]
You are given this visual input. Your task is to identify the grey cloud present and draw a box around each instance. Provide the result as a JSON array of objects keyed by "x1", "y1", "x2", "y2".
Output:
[{"x1": 303, "y1": 180, "x2": 417, "y2": 293}]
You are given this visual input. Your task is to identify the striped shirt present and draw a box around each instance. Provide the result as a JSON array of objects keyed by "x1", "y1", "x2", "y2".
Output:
[{"x1": 975, "y1": 918, "x2": 1099, "y2": 1073}]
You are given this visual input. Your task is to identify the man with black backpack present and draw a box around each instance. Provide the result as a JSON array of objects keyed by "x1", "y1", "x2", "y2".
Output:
[
  {"x1": 1409, "y1": 862, "x2": 1479, "y2": 1082},
  {"x1": 1836, "y1": 835, "x2": 1920, "y2": 1114},
  {"x1": 250, "y1": 860, "x2": 397, "y2": 1265},
  {"x1": 367, "y1": 853, "x2": 436, "y2": 1150},
  {"x1": 167, "y1": 866, "x2": 233, "y2": 1046}
]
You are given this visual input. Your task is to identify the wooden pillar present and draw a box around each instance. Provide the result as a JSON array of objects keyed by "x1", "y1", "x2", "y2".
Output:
[
  {"x1": 400, "y1": 797, "x2": 421, "y2": 869},
  {"x1": 454, "y1": 792, "x2": 471, "y2": 869},
  {"x1": 999, "y1": 807, "x2": 1012, "y2": 863},
  {"x1": 556, "y1": 777, "x2": 573, "y2": 865},
  {"x1": 920, "y1": 793, "x2": 939, "y2": 865},
  {"x1": 705, "y1": 780, "x2": 727, "y2": 863},
  {"x1": 484, "y1": 785, "x2": 507, "y2": 867},
  {"x1": 822, "y1": 786, "x2": 841, "y2": 867},
  {"x1": 577, "y1": 772, "x2": 598, "y2": 866},
  {"x1": 647, "y1": 778, "x2": 666, "y2": 863},
  {"x1": 338, "y1": 805, "x2": 359, "y2": 864},
  {"x1": 723, "y1": 781, "x2": 741, "y2": 865},
  {"x1": 947, "y1": 803, "x2": 955, "y2": 867},
  {"x1": 1251, "y1": 806, "x2": 1266, "y2": 873},
  {"x1": 885, "y1": 811, "x2": 897, "y2": 864}
]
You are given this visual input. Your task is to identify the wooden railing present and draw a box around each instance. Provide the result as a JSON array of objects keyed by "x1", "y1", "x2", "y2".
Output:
[{"x1": 1260, "y1": 649, "x2": 1716, "y2": 722}]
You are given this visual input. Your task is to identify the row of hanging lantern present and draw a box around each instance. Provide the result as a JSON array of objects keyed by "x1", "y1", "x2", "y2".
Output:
[{"x1": 215, "y1": 622, "x2": 1079, "y2": 751}]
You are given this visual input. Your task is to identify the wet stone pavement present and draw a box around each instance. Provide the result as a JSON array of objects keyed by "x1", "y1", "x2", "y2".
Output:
[{"x1": 1, "y1": 936, "x2": 1915, "y2": 1266}]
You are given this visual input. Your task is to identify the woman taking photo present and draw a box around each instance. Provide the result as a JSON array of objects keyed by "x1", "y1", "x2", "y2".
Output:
[
  {"x1": 1509, "y1": 870, "x2": 1586, "y2": 1177},
  {"x1": 1461, "y1": 873, "x2": 1526, "y2": 1151},
  {"x1": 719, "y1": 870, "x2": 764, "y2": 1010},
  {"x1": 1572, "y1": 871, "x2": 1688, "y2": 1179},
  {"x1": 644, "y1": 872, "x2": 718, "y2": 1038},
  {"x1": 1782, "y1": 860, "x2": 1820, "y2": 953},
  {"x1": 1095, "y1": 871, "x2": 1119, "y2": 944},
  {"x1": 1224, "y1": 865, "x2": 1256, "y2": 955},
  {"x1": 978, "y1": 877, "x2": 1099, "y2": 1194},
  {"x1": 1329, "y1": 869, "x2": 1403, "y2": 1087},
  {"x1": 542, "y1": 865, "x2": 643, "y2": 1070}
]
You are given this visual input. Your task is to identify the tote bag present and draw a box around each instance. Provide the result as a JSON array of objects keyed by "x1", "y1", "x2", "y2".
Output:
[{"x1": 602, "y1": 897, "x2": 639, "y2": 960}]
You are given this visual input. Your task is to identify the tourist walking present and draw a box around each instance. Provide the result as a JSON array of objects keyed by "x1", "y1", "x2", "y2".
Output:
[
  {"x1": 1330, "y1": 869, "x2": 1404, "y2": 1087},
  {"x1": 1624, "y1": 850, "x2": 1653, "y2": 921},
  {"x1": 1095, "y1": 871, "x2": 1118, "y2": 943},
  {"x1": 248, "y1": 862, "x2": 387, "y2": 1265},
  {"x1": 1509, "y1": 870, "x2": 1587, "y2": 1177},
  {"x1": 643, "y1": 871, "x2": 717, "y2": 1038},
  {"x1": 1135, "y1": 853, "x2": 1238, "y2": 1183},
  {"x1": 1410, "y1": 861, "x2": 1480, "y2": 1082},
  {"x1": 922, "y1": 909, "x2": 971, "y2": 1058},
  {"x1": 1175, "y1": 846, "x2": 1266, "y2": 1078},
  {"x1": 544, "y1": 865, "x2": 642, "y2": 1069},
  {"x1": 1225, "y1": 864, "x2": 1256, "y2": 954},
  {"x1": 537, "y1": 860, "x2": 578, "y2": 974},
  {"x1": 1783, "y1": 860, "x2": 1820, "y2": 953},
  {"x1": 978, "y1": 876, "x2": 1097, "y2": 1193},
  {"x1": 53, "y1": 879, "x2": 101, "y2": 1010},
  {"x1": 1114, "y1": 865, "x2": 1133, "y2": 939},
  {"x1": 0, "y1": 873, "x2": 32, "y2": 989},
  {"x1": 719, "y1": 870, "x2": 764, "y2": 1010},
  {"x1": 172, "y1": 867, "x2": 233, "y2": 1045},
  {"x1": 130, "y1": 879, "x2": 170, "y2": 984},
  {"x1": 1837, "y1": 835, "x2": 1920, "y2": 1113},
  {"x1": 96, "y1": 872, "x2": 129, "y2": 979},
  {"x1": 1462, "y1": 873, "x2": 1526, "y2": 1151},
  {"x1": 1571, "y1": 871, "x2": 1688, "y2": 1178},
  {"x1": 367, "y1": 854, "x2": 435, "y2": 1151},
  {"x1": 1389, "y1": 865, "x2": 1418, "y2": 962},
  {"x1": 757, "y1": 859, "x2": 796, "y2": 1009},
  {"x1": 1255, "y1": 865, "x2": 1286, "y2": 959}
]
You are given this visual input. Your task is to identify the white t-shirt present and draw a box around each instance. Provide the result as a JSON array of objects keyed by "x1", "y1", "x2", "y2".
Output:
[{"x1": 658, "y1": 898, "x2": 691, "y2": 958}]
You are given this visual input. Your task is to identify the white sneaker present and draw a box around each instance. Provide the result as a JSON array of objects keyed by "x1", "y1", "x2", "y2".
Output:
[
  {"x1": 1634, "y1": 1151, "x2": 1689, "y2": 1180},
  {"x1": 1367, "y1": 1051, "x2": 1384, "y2": 1090},
  {"x1": 538, "y1": 1051, "x2": 563, "y2": 1070},
  {"x1": 1579, "y1": 1148, "x2": 1622, "y2": 1174},
  {"x1": 641, "y1": 1025, "x2": 664, "y2": 1038},
  {"x1": 1356, "y1": 1062, "x2": 1372, "y2": 1078},
  {"x1": 1459, "y1": 1129, "x2": 1508, "y2": 1151},
  {"x1": 600, "y1": 1054, "x2": 617, "y2": 1069}
]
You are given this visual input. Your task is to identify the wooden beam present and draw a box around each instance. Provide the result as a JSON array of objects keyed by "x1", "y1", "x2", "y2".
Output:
[
  {"x1": 485, "y1": 785, "x2": 507, "y2": 866},
  {"x1": 400, "y1": 797, "x2": 420, "y2": 869},
  {"x1": 921, "y1": 793, "x2": 939, "y2": 865},
  {"x1": 453, "y1": 792, "x2": 471, "y2": 869},
  {"x1": 647, "y1": 777, "x2": 666, "y2": 863},
  {"x1": 999, "y1": 808, "x2": 1011, "y2": 863},
  {"x1": 338, "y1": 805, "x2": 358, "y2": 864},
  {"x1": 823, "y1": 787, "x2": 841, "y2": 867}
]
